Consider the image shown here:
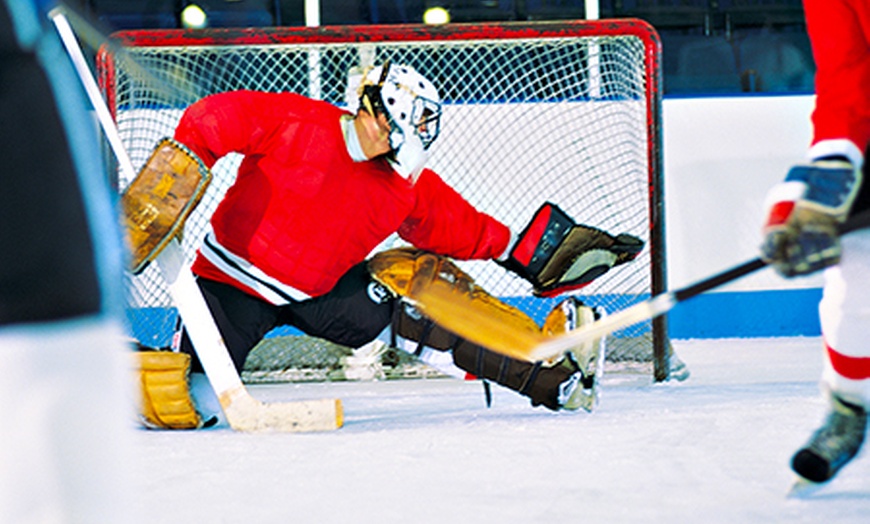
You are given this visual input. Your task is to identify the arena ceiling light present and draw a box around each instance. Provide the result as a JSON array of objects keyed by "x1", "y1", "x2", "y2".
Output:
[
  {"x1": 181, "y1": 3, "x2": 208, "y2": 29},
  {"x1": 423, "y1": 6, "x2": 450, "y2": 24}
]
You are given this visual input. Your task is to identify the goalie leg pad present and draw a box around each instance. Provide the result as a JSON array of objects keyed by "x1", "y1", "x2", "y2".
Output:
[
  {"x1": 369, "y1": 247, "x2": 543, "y2": 336},
  {"x1": 134, "y1": 350, "x2": 203, "y2": 430},
  {"x1": 370, "y1": 248, "x2": 581, "y2": 410},
  {"x1": 393, "y1": 301, "x2": 459, "y2": 352},
  {"x1": 451, "y1": 341, "x2": 578, "y2": 410},
  {"x1": 390, "y1": 306, "x2": 559, "y2": 407}
]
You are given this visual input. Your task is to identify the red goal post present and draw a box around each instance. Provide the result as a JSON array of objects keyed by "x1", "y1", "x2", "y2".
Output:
[{"x1": 98, "y1": 19, "x2": 673, "y2": 381}]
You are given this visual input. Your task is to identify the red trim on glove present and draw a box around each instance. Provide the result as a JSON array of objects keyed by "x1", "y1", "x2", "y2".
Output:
[
  {"x1": 512, "y1": 205, "x2": 552, "y2": 266},
  {"x1": 766, "y1": 201, "x2": 796, "y2": 227},
  {"x1": 826, "y1": 342, "x2": 870, "y2": 380}
]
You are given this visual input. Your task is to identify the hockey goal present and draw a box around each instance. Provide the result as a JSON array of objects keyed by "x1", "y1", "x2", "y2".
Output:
[{"x1": 98, "y1": 19, "x2": 673, "y2": 382}]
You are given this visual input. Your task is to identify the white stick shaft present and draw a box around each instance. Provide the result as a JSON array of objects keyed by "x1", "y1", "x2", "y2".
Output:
[
  {"x1": 51, "y1": 12, "x2": 342, "y2": 431},
  {"x1": 52, "y1": 9, "x2": 244, "y2": 399},
  {"x1": 530, "y1": 293, "x2": 677, "y2": 361},
  {"x1": 156, "y1": 241, "x2": 245, "y2": 398},
  {"x1": 50, "y1": 10, "x2": 137, "y2": 180}
]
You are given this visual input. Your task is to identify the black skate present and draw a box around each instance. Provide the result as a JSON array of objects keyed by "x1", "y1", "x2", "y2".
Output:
[{"x1": 791, "y1": 395, "x2": 867, "y2": 483}]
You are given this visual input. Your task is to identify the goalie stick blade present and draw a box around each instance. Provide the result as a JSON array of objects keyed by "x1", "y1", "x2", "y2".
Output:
[
  {"x1": 157, "y1": 241, "x2": 344, "y2": 433},
  {"x1": 221, "y1": 388, "x2": 343, "y2": 432}
]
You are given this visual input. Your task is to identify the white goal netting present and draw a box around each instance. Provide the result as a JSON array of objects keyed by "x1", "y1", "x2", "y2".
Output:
[{"x1": 98, "y1": 20, "x2": 672, "y2": 382}]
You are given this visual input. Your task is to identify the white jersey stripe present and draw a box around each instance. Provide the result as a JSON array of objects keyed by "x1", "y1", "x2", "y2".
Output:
[{"x1": 200, "y1": 232, "x2": 310, "y2": 305}]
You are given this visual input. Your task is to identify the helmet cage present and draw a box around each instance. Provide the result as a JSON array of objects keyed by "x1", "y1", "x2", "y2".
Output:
[{"x1": 407, "y1": 94, "x2": 441, "y2": 150}]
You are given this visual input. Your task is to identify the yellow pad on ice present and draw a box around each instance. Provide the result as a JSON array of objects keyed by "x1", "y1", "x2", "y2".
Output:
[{"x1": 135, "y1": 350, "x2": 202, "y2": 430}]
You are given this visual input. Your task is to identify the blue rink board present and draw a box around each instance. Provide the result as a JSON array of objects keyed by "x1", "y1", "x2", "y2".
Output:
[
  {"x1": 126, "y1": 288, "x2": 824, "y2": 346},
  {"x1": 125, "y1": 293, "x2": 648, "y2": 348},
  {"x1": 667, "y1": 288, "x2": 823, "y2": 339}
]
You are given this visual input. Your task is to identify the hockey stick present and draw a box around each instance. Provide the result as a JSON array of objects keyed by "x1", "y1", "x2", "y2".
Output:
[
  {"x1": 412, "y1": 209, "x2": 870, "y2": 365},
  {"x1": 51, "y1": 9, "x2": 342, "y2": 432}
]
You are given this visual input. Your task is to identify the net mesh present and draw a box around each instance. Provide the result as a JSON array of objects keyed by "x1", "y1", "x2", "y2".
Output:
[{"x1": 100, "y1": 22, "x2": 666, "y2": 381}]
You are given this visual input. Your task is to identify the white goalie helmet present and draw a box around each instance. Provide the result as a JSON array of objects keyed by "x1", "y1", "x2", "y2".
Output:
[{"x1": 346, "y1": 62, "x2": 442, "y2": 180}]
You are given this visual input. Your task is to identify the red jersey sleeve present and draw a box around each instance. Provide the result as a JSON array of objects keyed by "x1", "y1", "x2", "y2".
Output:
[
  {"x1": 398, "y1": 169, "x2": 511, "y2": 260},
  {"x1": 174, "y1": 91, "x2": 302, "y2": 167}
]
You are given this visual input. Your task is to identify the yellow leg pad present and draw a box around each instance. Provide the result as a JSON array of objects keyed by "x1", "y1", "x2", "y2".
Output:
[
  {"x1": 134, "y1": 351, "x2": 203, "y2": 430},
  {"x1": 369, "y1": 248, "x2": 544, "y2": 361}
]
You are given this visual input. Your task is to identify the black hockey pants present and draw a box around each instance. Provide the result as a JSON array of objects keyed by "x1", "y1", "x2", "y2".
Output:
[{"x1": 178, "y1": 262, "x2": 570, "y2": 409}]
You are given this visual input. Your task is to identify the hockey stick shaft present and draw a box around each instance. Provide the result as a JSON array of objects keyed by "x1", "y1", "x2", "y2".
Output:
[
  {"x1": 412, "y1": 209, "x2": 870, "y2": 364},
  {"x1": 51, "y1": 10, "x2": 137, "y2": 180},
  {"x1": 157, "y1": 239, "x2": 342, "y2": 431},
  {"x1": 52, "y1": 9, "x2": 342, "y2": 431},
  {"x1": 528, "y1": 208, "x2": 870, "y2": 361}
]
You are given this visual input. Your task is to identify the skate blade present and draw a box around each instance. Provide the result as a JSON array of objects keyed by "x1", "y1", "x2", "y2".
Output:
[
  {"x1": 786, "y1": 476, "x2": 824, "y2": 499},
  {"x1": 562, "y1": 388, "x2": 596, "y2": 413}
]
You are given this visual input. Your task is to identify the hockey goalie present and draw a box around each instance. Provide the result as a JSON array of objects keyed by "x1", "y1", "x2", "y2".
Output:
[{"x1": 124, "y1": 62, "x2": 644, "y2": 428}]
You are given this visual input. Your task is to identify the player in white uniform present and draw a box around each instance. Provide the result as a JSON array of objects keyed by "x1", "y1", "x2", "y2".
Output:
[{"x1": 761, "y1": 0, "x2": 870, "y2": 484}]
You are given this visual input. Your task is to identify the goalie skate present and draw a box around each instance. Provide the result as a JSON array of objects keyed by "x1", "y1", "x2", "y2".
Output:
[{"x1": 545, "y1": 298, "x2": 606, "y2": 412}]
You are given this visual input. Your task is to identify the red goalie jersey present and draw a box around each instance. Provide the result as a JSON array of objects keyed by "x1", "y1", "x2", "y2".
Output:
[{"x1": 174, "y1": 91, "x2": 510, "y2": 303}]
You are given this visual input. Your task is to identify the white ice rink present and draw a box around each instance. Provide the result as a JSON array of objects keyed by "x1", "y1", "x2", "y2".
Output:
[{"x1": 133, "y1": 337, "x2": 869, "y2": 524}]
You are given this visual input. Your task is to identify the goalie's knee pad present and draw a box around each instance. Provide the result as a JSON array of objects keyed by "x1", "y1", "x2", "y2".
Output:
[{"x1": 134, "y1": 350, "x2": 204, "y2": 430}]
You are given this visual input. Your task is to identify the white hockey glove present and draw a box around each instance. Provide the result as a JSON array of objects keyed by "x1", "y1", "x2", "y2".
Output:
[{"x1": 761, "y1": 158, "x2": 862, "y2": 277}]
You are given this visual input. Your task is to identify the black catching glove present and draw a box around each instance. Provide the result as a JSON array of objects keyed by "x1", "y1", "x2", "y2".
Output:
[{"x1": 499, "y1": 202, "x2": 644, "y2": 297}]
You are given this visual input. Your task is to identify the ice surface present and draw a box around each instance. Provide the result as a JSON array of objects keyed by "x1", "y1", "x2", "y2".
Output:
[{"x1": 132, "y1": 337, "x2": 869, "y2": 523}]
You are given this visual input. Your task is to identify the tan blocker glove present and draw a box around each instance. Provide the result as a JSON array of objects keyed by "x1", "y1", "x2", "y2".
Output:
[
  {"x1": 121, "y1": 138, "x2": 211, "y2": 274},
  {"x1": 762, "y1": 158, "x2": 862, "y2": 277}
]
